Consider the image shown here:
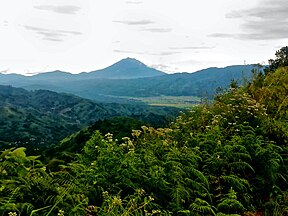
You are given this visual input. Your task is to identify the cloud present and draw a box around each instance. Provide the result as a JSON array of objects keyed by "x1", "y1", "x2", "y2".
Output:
[
  {"x1": 208, "y1": 33, "x2": 235, "y2": 38},
  {"x1": 25, "y1": 71, "x2": 39, "y2": 75},
  {"x1": 113, "y1": 20, "x2": 154, "y2": 25},
  {"x1": 155, "y1": 51, "x2": 181, "y2": 56},
  {"x1": 43, "y1": 38, "x2": 65, "y2": 42},
  {"x1": 142, "y1": 28, "x2": 172, "y2": 33},
  {"x1": 37, "y1": 32, "x2": 64, "y2": 38},
  {"x1": 226, "y1": 0, "x2": 288, "y2": 40},
  {"x1": 238, "y1": 21, "x2": 288, "y2": 40},
  {"x1": 174, "y1": 59, "x2": 203, "y2": 65},
  {"x1": 2, "y1": 20, "x2": 8, "y2": 26},
  {"x1": 23, "y1": 25, "x2": 82, "y2": 42},
  {"x1": 113, "y1": 49, "x2": 146, "y2": 55},
  {"x1": 150, "y1": 64, "x2": 172, "y2": 71},
  {"x1": 113, "y1": 49, "x2": 180, "y2": 56},
  {"x1": 1, "y1": 20, "x2": 8, "y2": 28},
  {"x1": 34, "y1": 5, "x2": 81, "y2": 15},
  {"x1": 169, "y1": 46, "x2": 214, "y2": 50},
  {"x1": 0, "y1": 69, "x2": 10, "y2": 74},
  {"x1": 125, "y1": 1, "x2": 143, "y2": 4},
  {"x1": 24, "y1": 26, "x2": 82, "y2": 35},
  {"x1": 225, "y1": 11, "x2": 243, "y2": 19}
]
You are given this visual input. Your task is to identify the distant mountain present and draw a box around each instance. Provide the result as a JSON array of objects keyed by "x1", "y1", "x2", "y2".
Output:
[
  {"x1": 12, "y1": 58, "x2": 165, "y2": 81},
  {"x1": 78, "y1": 57, "x2": 165, "y2": 79},
  {"x1": 0, "y1": 85, "x2": 181, "y2": 152},
  {"x1": 0, "y1": 60, "x2": 262, "y2": 102},
  {"x1": 0, "y1": 73, "x2": 26, "y2": 84},
  {"x1": 55, "y1": 64, "x2": 257, "y2": 99},
  {"x1": 30, "y1": 70, "x2": 74, "y2": 80}
]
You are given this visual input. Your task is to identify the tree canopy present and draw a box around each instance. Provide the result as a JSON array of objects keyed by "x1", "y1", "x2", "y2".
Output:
[{"x1": 265, "y1": 46, "x2": 288, "y2": 73}]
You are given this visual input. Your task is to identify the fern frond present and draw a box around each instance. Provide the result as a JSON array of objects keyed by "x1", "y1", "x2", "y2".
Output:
[
  {"x1": 221, "y1": 175, "x2": 250, "y2": 192},
  {"x1": 189, "y1": 198, "x2": 216, "y2": 216}
]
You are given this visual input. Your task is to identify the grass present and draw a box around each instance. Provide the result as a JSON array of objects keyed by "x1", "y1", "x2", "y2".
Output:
[{"x1": 125, "y1": 96, "x2": 201, "y2": 109}]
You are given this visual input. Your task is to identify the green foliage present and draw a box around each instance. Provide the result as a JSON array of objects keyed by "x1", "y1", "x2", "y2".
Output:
[
  {"x1": 49, "y1": 116, "x2": 148, "y2": 161},
  {"x1": 0, "y1": 86, "x2": 181, "y2": 154},
  {"x1": 0, "y1": 47, "x2": 288, "y2": 215},
  {"x1": 265, "y1": 46, "x2": 288, "y2": 73},
  {"x1": 182, "y1": 198, "x2": 216, "y2": 215},
  {"x1": 217, "y1": 188, "x2": 245, "y2": 214}
]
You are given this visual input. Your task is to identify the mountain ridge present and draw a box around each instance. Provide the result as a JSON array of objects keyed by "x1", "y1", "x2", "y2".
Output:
[
  {"x1": 0, "y1": 58, "x2": 261, "y2": 78},
  {"x1": 0, "y1": 59, "x2": 261, "y2": 102},
  {"x1": 2, "y1": 58, "x2": 166, "y2": 80},
  {"x1": 79, "y1": 57, "x2": 165, "y2": 79}
]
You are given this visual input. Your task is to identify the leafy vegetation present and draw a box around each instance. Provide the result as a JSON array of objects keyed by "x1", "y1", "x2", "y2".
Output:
[
  {"x1": 0, "y1": 86, "x2": 181, "y2": 153},
  {"x1": 48, "y1": 116, "x2": 149, "y2": 160},
  {"x1": 0, "y1": 47, "x2": 287, "y2": 215}
]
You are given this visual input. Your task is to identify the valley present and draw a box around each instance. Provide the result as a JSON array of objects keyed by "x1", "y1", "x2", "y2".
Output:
[
  {"x1": 123, "y1": 95, "x2": 201, "y2": 108},
  {"x1": 0, "y1": 85, "x2": 181, "y2": 153},
  {"x1": 0, "y1": 47, "x2": 287, "y2": 215}
]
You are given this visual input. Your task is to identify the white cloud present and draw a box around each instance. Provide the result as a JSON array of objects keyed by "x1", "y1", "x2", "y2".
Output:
[
  {"x1": 34, "y1": 5, "x2": 81, "y2": 15},
  {"x1": 169, "y1": 46, "x2": 214, "y2": 50},
  {"x1": 141, "y1": 28, "x2": 172, "y2": 33},
  {"x1": 226, "y1": 0, "x2": 288, "y2": 40},
  {"x1": 113, "y1": 20, "x2": 154, "y2": 25},
  {"x1": 23, "y1": 25, "x2": 82, "y2": 42},
  {"x1": 0, "y1": 0, "x2": 286, "y2": 74},
  {"x1": 125, "y1": 1, "x2": 143, "y2": 4}
]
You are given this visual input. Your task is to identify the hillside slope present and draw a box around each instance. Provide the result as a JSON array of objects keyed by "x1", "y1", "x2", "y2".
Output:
[
  {"x1": 0, "y1": 47, "x2": 287, "y2": 215},
  {"x1": 0, "y1": 85, "x2": 180, "y2": 151}
]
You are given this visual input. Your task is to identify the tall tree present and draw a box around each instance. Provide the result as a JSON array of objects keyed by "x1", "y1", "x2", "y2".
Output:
[{"x1": 265, "y1": 46, "x2": 288, "y2": 73}]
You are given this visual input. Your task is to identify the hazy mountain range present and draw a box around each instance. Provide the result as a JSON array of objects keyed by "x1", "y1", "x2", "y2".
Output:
[
  {"x1": 0, "y1": 58, "x2": 260, "y2": 102},
  {"x1": 0, "y1": 58, "x2": 164, "y2": 81}
]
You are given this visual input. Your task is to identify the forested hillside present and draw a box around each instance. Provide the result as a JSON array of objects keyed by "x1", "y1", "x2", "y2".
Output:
[
  {"x1": 0, "y1": 47, "x2": 287, "y2": 215},
  {"x1": 0, "y1": 86, "x2": 180, "y2": 152}
]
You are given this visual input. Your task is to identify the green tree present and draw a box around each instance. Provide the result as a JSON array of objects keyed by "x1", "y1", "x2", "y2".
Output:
[{"x1": 265, "y1": 46, "x2": 288, "y2": 73}]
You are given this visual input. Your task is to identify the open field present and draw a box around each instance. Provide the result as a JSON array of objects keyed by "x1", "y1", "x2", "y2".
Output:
[{"x1": 125, "y1": 96, "x2": 201, "y2": 109}]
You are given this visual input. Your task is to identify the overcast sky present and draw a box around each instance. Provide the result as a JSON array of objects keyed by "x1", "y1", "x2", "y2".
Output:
[{"x1": 0, "y1": 0, "x2": 287, "y2": 75}]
